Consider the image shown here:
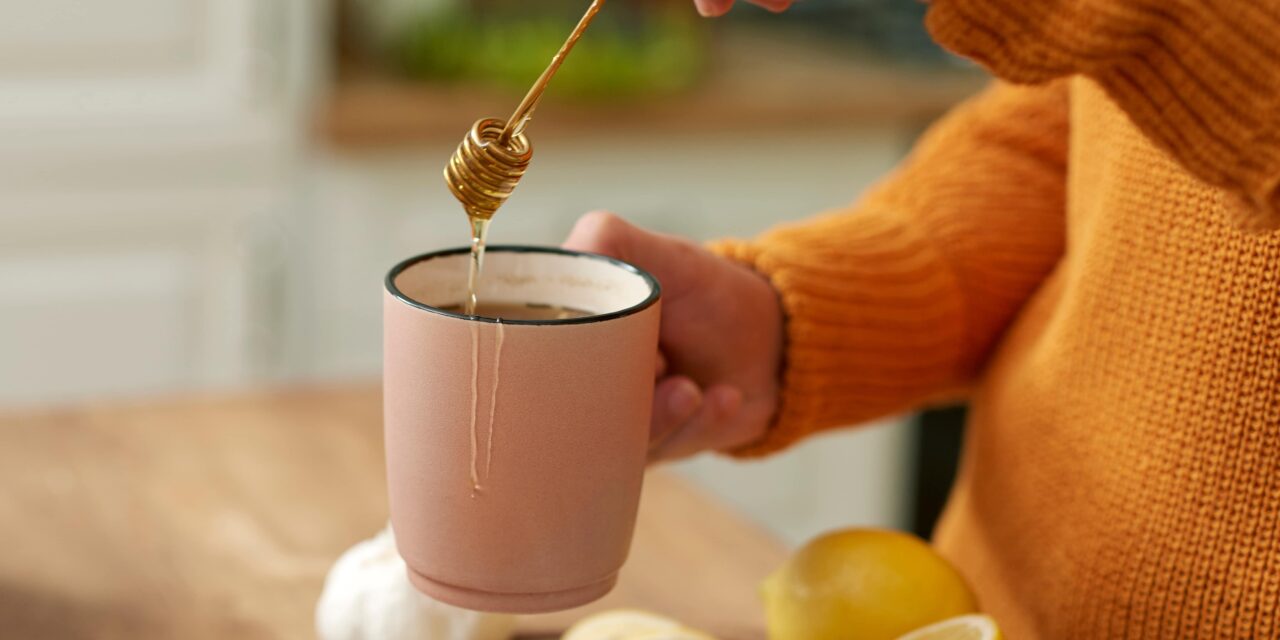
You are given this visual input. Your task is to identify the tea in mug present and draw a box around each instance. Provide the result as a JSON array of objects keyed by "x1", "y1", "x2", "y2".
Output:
[{"x1": 442, "y1": 302, "x2": 592, "y2": 321}]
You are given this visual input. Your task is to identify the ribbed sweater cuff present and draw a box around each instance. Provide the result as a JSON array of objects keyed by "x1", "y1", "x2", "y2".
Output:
[
  {"x1": 927, "y1": 0, "x2": 1280, "y2": 229},
  {"x1": 707, "y1": 218, "x2": 967, "y2": 457}
]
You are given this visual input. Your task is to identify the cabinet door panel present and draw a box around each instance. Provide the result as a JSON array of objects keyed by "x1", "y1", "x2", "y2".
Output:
[
  {"x1": 0, "y1": 250, "x2": 193, "y2": 406},
  {"x1": 0, "y1": 0, "x2": 266, "y2": 121},
  {"x1": 0, "y1": 1, "x2": 198, "y2": 73}
]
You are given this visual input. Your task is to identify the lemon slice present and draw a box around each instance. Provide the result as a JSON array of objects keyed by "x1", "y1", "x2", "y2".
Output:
[
  {"x1": 628, "y1": 629, "x2": 717, "y2": 640},
  {"x1": 562, "y1": 610, "x2": 683, "y2": 640},
  {"x1": 895, "y1": 614, "x2": 1002, "y2": 640}
]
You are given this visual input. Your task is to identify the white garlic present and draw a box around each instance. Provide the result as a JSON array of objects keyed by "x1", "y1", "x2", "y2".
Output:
[{"x1": 316, "y1": 524, "x2": 516, "y2": 640}]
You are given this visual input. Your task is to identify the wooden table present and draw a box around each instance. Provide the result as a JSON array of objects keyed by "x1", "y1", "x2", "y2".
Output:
[{"x1": 0, "y1": 385, "x2": 786, "y2": 639}]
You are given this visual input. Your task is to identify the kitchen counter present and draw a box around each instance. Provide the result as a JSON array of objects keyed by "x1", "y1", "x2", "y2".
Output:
[{"x1": 0, "y1": 385, "x2": 786, "y2": 639}]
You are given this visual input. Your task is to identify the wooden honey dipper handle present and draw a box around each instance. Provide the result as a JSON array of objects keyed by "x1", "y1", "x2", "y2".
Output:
[
  {"x1": 444, "y1": 0, "x2": 606, "y2": 220},
  {"x1": 500, "y1": 0, "x2": 606, "y2": 143}
]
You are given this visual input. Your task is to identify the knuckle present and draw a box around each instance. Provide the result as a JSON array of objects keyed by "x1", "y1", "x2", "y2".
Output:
[
  {"x1": 570, "y1": 211, "x2": 629, "y2": 255},
  {"x1": 585, "y1": 210, "x2": 624, "y2": 234}
]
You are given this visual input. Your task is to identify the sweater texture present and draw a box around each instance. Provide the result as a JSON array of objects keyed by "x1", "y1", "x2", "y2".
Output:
[{"x1": 713, "y1": 1, "x2": 1280, "y2": 636}]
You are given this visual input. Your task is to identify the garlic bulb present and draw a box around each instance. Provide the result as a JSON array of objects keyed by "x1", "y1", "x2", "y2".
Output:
[{"x1": 316, "y1": 524, "x2": 515, "y2": 640}]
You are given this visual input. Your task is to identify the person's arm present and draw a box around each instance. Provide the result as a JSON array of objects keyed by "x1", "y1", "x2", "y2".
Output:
[
  {"x1": 563, "y1": 80, "x2": 1070, "y2": 461},
  {"x1": 927, "y1": 0, "x2": 1280, "y2": 230},
  {"x1": 713, "y1": 79, "x2": 1071, "y2": 456}
]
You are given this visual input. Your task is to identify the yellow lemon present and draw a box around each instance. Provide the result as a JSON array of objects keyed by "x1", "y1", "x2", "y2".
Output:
[
  {"x1": 761, "y1": 528, "x2": 978, "y2": 640},
  {"x1": 896, "y1": 614, "x2": 1001, "y2": 640}
]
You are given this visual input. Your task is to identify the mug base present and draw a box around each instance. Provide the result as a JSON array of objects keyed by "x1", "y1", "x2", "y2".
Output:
[{"x1": 406, "y1": 566, "x2": 618, "y2": 614}]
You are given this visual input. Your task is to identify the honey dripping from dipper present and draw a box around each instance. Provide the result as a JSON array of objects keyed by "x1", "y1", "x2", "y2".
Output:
[
  {"x1": 442, "y1": 1, "x2": 606, "y2": 495},
  {"x1": 445, "y1": 0, "x2": 606, "y2": 315}
]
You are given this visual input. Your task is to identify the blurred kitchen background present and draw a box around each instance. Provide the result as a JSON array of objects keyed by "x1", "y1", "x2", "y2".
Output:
[{"x1": 0, "y1": 0, "x2": 984, "y2": 546}]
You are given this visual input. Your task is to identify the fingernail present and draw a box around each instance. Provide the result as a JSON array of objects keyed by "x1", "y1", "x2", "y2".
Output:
[
  {"x1": 668, "y1": 379, "x2": 702, "y2": 418},
  {"x1": 693, "y1": 0, "x2": 728, "y2": 17}
]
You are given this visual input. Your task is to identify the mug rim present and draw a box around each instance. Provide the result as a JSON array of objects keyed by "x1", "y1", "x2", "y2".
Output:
[{"x1": 385, "y1": 245, "x2": 662, "y2": 326}]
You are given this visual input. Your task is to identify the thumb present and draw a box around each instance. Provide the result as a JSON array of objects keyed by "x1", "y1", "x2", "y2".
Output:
[
  {"x1": 562, "y1": 211, "x2": 700, "y2": 301},
  {"x1": 562, "y1": 211, "x2": 637, "y2": 262}
]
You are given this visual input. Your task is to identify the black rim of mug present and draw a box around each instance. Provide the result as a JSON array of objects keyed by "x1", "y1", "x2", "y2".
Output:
[{"x1": 385, "y1": 245, "x2": 662, "y2": 326}]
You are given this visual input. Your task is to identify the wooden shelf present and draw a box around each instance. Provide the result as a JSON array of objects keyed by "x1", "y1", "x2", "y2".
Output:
[{"x1": 315, "y1": 30, "x2": 988, "y2": 147}]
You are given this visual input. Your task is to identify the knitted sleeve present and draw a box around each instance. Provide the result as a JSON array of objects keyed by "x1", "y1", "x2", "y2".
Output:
[
  {"x1": 711, "y1": 80, "x2": 1070, "y2": 457},
  {"x1": 926, "y1": 0, "x2": 1280, "y2": 230}
]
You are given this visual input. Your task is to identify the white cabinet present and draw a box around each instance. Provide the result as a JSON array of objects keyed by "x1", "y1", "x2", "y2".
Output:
[
  {"x1": 0, "y1": 248, "x2": 192, "y2": 402},
  {"x1": 0, "y1": 0, "x2": 311, "y2": 406},
  {"x1": 0, "y1": 0, "x2": 308, "y2": 126}
]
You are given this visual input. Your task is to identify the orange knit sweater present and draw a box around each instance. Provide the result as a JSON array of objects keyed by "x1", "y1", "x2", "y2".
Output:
[{"x1": 713, "y1": 1, "x2": 1280, "y2": 637}]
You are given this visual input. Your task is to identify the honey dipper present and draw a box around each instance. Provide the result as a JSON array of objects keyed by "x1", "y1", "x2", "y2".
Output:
[{"x1": 444, "y1": 0, "x2": 606, "y2": 221}]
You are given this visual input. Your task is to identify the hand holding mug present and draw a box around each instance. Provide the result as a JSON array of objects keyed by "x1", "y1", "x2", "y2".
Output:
[{"x1": 563, "y1": 212, "x2": 784, "y2": 462}]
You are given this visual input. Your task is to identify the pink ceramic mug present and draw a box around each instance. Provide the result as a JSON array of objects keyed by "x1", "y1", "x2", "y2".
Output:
[{"x1": 384, "y1": 246, "x2": 661, "y2": 613}]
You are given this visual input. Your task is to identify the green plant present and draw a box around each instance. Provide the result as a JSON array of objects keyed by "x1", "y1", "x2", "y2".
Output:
[{"x1": 387, "y1": 6, "x2": 705, "y2": 101}]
